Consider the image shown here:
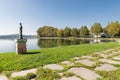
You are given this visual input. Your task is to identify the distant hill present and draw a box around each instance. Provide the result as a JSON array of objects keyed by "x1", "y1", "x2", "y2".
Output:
[{"x1": 0, "y1": 34, "x2": 37, "y2": 39}]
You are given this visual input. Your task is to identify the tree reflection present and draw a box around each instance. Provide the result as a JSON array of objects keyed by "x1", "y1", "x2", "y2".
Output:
[
  {"x1": 79, "y1": 39, "x2": 90, "y2": 44},
  {"x1": 37, "y1": 39, "x2": 92, "y2": 48}
]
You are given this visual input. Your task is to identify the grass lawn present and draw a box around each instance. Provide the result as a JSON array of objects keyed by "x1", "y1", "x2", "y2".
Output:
[
  {"x1": 0, "y1": 42, "x2": 120, "y2": 71},
  {"x1": 97, "y1": 67, "x2": 120, "y2": 80}
]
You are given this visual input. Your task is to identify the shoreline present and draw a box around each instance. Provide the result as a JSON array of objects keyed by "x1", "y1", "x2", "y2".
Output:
[{"x1": 38, "y1": 37, "x2": 119, "y2": 40}]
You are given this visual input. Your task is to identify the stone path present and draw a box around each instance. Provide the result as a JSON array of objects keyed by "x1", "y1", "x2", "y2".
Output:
[
  {"x1": 43, "y1": 64, "x2": 64, "y2": 70},
  {"x1": 61, "y1": 61, "x2": 74, "y2": 66},
  {"x1": 68, "y1": 67, "x2": 101, "y2": 80},
  {"x1": 95, "y1": 64, "x2": 118, "y2": 71},
  {"x1": 1, "y1": 48, "x2": 120, "y2": 80},
  {"x1": 11, "y1": 68, "x2": 37, "y2": 77},
  {"x1": 99, "y1": 59, "x2": 120, "y2": 65},
  {"x1": 0, "y1": 75, "x2": 8, "y2": 80},
  {"x1": 80, "y1": 55, "x2": 95, "y2": 59},
  {"x1": 59, "y1": 76, "x2": 81, "y2": 80},
  {"x1": 75, "y1": 59, "x2": 96, "y2": 67},
  {"x1": 113, "y1": 55, "x2": 120, "y2": 60}
]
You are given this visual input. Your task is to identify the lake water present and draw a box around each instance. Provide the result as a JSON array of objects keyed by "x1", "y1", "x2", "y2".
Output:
[
  {"x1": 0, "y1": 38, "x2": 114, "y2": 53},
  {"x1": 0, "y1": 39, "x2": 39, "y2": 53}
]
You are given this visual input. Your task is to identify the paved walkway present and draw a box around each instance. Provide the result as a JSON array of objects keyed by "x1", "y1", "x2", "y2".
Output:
[
  {"x1": 68, "y1": 67, "x2": 101, "y2": 80},
  {"x1": 1, "y1": 47, "x2": 120, "y2": 80},
  {"x1": 0, "y1": 75, "x2": 8, "y2": 80},
  {"x1": 11, "y1": 68, "x2": 37, "y2": 77}
]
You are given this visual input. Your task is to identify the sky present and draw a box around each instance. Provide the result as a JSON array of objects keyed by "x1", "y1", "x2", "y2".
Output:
[{"x1": 0, "y1": 0, "x2": 120, "y2": 35}]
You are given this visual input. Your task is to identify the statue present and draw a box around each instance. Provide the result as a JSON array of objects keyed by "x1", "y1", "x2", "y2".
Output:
[
  {"x1": 15, "y1": 22, "x2": 27, "y2": 54},
  {"x1": 19, "y1": 23, "x2": 23, "y2": 39}
]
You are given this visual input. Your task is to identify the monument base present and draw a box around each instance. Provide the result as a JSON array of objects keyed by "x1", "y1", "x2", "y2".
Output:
[{"x1": 15, "y1": 39, "x2": 27, "y2": 54}]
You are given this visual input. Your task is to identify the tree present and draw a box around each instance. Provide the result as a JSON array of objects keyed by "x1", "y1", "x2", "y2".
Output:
[
  {"x1": 70, "y1": 28, "x2": 78, "y2": 37},
  {"x1": 90, "y1": 23, "x2": 103, "y2": 37},
  {"x1": 79, "y1": 26, "x2": 89, "y2": 37},
  {"x1": 37, "y1": 27, "x2": 44, "y2": 37},
  {"x1": 53, "y1": 28, "x2": 58, "y2": 37},
  {"x1": 57, "y1": 29, "x2": 64, "y2": 37},
  {"x1": 37, "y1": 26, "x2": 57, "y2": 37},
  {"x1": 106, "y1": 21, "x2": 120, "y2": 37},
  {"x1": 63, "y1": 27, "x2": 71, "y2": 37}
]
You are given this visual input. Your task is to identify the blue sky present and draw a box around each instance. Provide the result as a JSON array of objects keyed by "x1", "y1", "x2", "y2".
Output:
[{"x1": 0, "y1": 0, "x2": 120, "y2": 35}]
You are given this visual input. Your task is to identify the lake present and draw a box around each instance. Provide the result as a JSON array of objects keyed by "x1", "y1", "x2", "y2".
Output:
[
  {"x1": 0, "y1": 39, "x2": 39, "y2": 53},
  {"x1": 0, "y1": 38, "x2": 114, "y2": 53}
]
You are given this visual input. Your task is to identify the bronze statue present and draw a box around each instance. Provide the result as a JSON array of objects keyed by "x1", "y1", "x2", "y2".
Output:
[{"x1": 19, "y1": 23, "x2": 23, "y2": 39}]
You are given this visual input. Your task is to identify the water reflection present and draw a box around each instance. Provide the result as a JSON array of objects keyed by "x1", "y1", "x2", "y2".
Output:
[
  {"x1": 37, "y1": 39, "x2": 115, "y2": 48},
  {"x1": 37, "y1": 39, "x2": 90, "y2": 48},
  {"x1": 90, "y1": 39, "x2": 115, "y2": 43}
]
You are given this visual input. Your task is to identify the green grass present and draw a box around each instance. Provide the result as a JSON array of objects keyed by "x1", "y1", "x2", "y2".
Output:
[
  {"x1": 0, "y1": 42, "x2": 119, "y2": 71},
  {"x1": 36, "y1": 67, "x2": 60, "y2": 80},
  {"x1": 97, "y1": 68, "x2": 120, "y2": 80}
]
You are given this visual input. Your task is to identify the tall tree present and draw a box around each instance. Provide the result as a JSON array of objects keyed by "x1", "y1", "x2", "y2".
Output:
[
  {"x1": 37, "y1": 26, "x2": 57, "y2": 37},
  {"x1": 53, "y1": 28, "x2": 58, "y2": 37},
  {"x1": 106, "y1": 21, "x2": 120, "y2": 37},
  {"x1": 37, "y1": 27, "x2": 44, "y2": 37},
  {"x1": 90, "y1": 23, "x2": 103, "y2": 37},
  {"x1": 63, "y1": 27, "x2": 71, "y2": 37},
  {"x1": 57, "y1": 29, "x2": 64, "y2": 37},
  {"x1": 70, "y1": 28, "x2": 78, "y2": 37},
  {"x1": 79, "y1": 26, "x2": 89, "y2": 37}
]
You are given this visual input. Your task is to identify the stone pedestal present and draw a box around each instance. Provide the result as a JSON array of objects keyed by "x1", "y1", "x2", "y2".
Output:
[{"x1": 15, "y1": 39, "x2": 27, "y2": 54}]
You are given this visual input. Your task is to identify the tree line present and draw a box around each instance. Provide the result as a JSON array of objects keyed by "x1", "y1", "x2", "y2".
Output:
[{"x1": 37, "y1": 21, "x2": 120, "y2": 38}]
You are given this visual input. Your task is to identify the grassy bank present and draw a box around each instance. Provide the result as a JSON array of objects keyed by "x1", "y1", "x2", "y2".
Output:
[{"x1": 0, "y1": 42, "x2": 120, "y2": 71}]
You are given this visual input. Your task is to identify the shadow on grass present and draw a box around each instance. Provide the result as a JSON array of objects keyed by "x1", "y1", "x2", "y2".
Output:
[
  {"x1": 26, "y1": 52, "x2": 40, "y2": 54},
  {"x1": 18, "y1": 52, "x2": 41, "y2": 55}
]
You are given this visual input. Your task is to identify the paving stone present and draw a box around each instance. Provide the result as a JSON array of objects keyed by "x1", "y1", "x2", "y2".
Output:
[
  {"x1": 59, "y1": 76, "x2": 81, "y2": 80},
  {"x1": 93, "y1": 52, "x2": 107, "y2": 58},
  {"x1": 95, "y1": 53, "x2": 108, "y2": 58},
  {"x1": 96, "y1": 52, "x2": 117, "y2": 58},
  {"x1": 0, "y1": 75, "x2": 8, "y2": 80},
  {"x1": 117, "y1": 50, "x2": 120, "y2": 53},
  {"x1": 111, "y1": 52, "x2": 119, "y2": 54},
  {"x1": 113, "y1": 55, "x2": 120, "y2": 61},
  {"x1": 75, "y1": 59, "x2": 96, "y2": 67},
  {"x1": 68, "y1": 67, "x2": 101, "y2": 80},
  {"x1": 11, "y1": 68, "x2": 37, "y2": 77},
  {"x1": 95, "y1": 64, "x2": 118, "y2": 71},
  {"x1": 103, "y1": 49, "x2": 114, "y2": 53},
  {"x1": 58, "y1": 73, "x2": 64, "y2": 76},
  {"x1": 108, "y1": 52, "x2": 120, "y2": 57},
  {"x1": 93, "y1": 52, "x2": 102, "y2": 54},
  {"x1": 61, "y1": 61, "x2": 74, "y2": 66},
  {"x1": 43, "y1": 64, "x2": 64, "y2": 70},
  {"x1": 73, "y1": 57, "x2": 80, "y2": 60},
  {"x1": 81, "y1": 55, "x2": 95, "y2": 59},
  {"x1": 99, "y1": 59, "x2": 120, "y2": 65}
]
